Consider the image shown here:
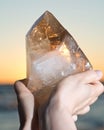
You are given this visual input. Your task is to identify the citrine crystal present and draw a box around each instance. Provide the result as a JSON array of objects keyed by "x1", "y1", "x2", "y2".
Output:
[{"x1": 26, "y1": 11, "x2": 92, "y2": 106}]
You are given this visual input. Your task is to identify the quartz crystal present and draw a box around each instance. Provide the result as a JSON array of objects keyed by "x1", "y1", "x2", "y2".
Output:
[{"x1": 26, "y1": 11, "x2": 92, "y2": 106}]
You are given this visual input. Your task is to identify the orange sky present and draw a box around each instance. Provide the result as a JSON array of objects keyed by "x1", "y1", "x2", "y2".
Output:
[
  {"x1": 0, "y1": 39, "x2": 104, "y2": 84},
  {"x1": 0, "y1": 1, "x2": 104, "y2": 84}
]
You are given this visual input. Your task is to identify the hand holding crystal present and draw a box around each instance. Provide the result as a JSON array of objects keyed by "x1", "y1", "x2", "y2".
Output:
[
  {"x1": 14, "y1": 70, "x2": 104, "y2": 130},
  {"x1": 14, "y1": 10, "x2": 104, "y2": 130},
  {"x1": 40, "y1": 70, "x2": 104, "y2": 130}
]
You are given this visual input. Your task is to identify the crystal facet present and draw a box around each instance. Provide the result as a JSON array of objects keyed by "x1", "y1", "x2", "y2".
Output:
[{"x1": 26, "y1": 11, "x2": 92, "y2": 106}]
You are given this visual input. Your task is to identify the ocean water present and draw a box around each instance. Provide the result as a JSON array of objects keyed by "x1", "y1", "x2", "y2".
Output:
[
  {"x1": 0, "y1": 85, "x2": 19, "y2": 130},
  {"x1": 0, "y1": 85, "x2": 104, "y2": 130},
  {"x1": 77, "y1": 93, "x2": 104, "y2": 130}
]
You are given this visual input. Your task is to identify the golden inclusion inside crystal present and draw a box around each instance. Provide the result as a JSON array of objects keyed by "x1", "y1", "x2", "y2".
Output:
[{"x1": 59, "y1": 42, "x2": 70, "y2": 61}]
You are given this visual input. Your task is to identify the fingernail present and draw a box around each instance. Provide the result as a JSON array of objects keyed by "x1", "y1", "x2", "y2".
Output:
[{"x1": 95, "y1": 70, "x2": 103, "y2": 78}]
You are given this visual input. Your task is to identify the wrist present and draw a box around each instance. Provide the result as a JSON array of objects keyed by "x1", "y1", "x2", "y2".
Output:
[
  {"x1": 45, "y1": 96, "x2": 77, "y2": 130},
  {"x1": 48, "y1": 91, "x2": 74, "y2": 115}
]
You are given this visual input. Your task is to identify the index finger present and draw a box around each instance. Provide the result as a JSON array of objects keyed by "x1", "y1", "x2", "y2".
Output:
[{"x1": 75, "y1": 70, "x2": 103, "y2": 84}]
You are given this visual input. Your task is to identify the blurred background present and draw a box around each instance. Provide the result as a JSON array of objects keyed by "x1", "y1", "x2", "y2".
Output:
[{"x1": 0, "y1": 0, "x2": 104, "y2": 130}]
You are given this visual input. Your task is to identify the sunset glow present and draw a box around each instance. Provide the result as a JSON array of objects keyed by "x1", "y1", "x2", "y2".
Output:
[{"x1": 0, "y1": 0, "x2": 104, "y2": 84}]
